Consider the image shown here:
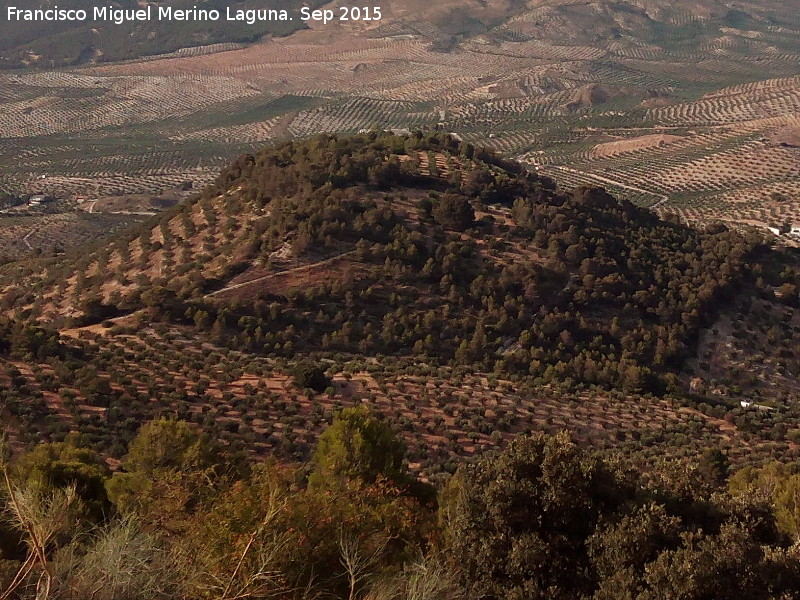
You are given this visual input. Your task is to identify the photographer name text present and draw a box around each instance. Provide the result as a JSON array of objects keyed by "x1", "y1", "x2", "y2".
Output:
[{"x1": 6, "y1": 5, "x2": 382, "y2": 25}]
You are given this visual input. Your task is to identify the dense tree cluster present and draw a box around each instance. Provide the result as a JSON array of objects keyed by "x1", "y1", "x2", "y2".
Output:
[
  {"x1": 443, "y1": 433, "x2": 800, "y2": 600},
  {"x1": 0, "y1": 317, "x2": 68, "y2": 360},
  {"x1": 157, "y1": 132, "x2": 763, "y2": 393},
  {"x1": 2, "y1": 418, "x2": 800, "y2": 600},
  {"x1": 292, "y1": 361, "x2": 332, "y2": 393}
]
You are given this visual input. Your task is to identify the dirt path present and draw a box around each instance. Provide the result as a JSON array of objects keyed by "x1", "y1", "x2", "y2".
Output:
[
  {"x1": 109, "y1": 210, "x2": 157, "y2": 216},
  {"x1": 206, "y1": 249, "x2": 357, "y2": 297},
  {"x1": 22, "y1": 229, "x2": 34, "y2": 250},
  {"x1": 547, "y1": 165, "x2": 670, "y2": 208}
]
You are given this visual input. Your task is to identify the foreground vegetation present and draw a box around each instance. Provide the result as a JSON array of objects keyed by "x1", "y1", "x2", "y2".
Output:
[{"x1": 2, "y1": 415, "x2": 800, "y2": 600}]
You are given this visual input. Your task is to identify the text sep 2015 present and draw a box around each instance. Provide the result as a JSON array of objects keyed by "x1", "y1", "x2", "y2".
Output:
[{"x1": 5, "y1": 5, "x2": 383, "y2": 25}]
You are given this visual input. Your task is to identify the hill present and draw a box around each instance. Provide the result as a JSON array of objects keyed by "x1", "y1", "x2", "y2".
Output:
[
  {"x1": 1, "y1": 132, "x2": 765, "y2": 387},
  {"x1": 4, "y1": 0, "x2": 795, "y2": 69},
  {"x1": 1, "y1": 133, "x2": 799, "y2": 476}
]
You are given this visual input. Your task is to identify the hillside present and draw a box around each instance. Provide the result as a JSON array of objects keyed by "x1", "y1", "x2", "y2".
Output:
[
  {"x1": 1, "y1": 133, "x2": 799, "y2": 476},
  {"x1": 5, "y1": 0, "x2": 792, "y2": 68},
  {"x1": 0, "y1": 0, "x2": 327, "y2": 70},
  {"x1": 0, "y1": 132, "x2": 766, "y2": 386},
  {"x1": 4, "y1": 6, "x2": 800, "y2": 597}
]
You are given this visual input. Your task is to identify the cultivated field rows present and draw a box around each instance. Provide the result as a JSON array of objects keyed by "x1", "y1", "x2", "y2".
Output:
[
  {"x1": 15, "y1": 192, "x2": 263, "y2": 322},
  {"x1": 646, "y1": 76, "x2": 800, "y2": 125},
  {"x1": 517, "y1": 76, "x2": 800, "y2": 235},
  {"x1": 5, "y1": 321, "x2": 795, "y2": 478},
  {"x1": 1, "y1": 14, "x2": 799, "y2": 214},
  {"x1": 0, "y1": 212, "x2": 138, "y2": 259},
  {"x1": 0, "y1": 72, "x2": 261, "y2": 138}
]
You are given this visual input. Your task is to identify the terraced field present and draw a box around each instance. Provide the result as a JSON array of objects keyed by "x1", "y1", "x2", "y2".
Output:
[
  {"x1": 6, "y1": 320, "x2": 797, "y2": 481},
  {"x1": 0, "y1": 211, "x2": 138, "y2": 260},
  {"x1": 526, "y1": 80, "x2": 800, "y2": 240}
]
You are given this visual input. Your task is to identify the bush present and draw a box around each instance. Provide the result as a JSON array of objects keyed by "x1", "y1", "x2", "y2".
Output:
[
  {"x1": 432, "y1": 194, "x2": 474, "y2": 231},
  {"x1": 292, "y1": 362, "x2": 331, "y2": 393}
]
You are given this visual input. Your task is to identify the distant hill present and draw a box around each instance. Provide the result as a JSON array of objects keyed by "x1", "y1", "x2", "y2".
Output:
[
  {"x1": 3, "y1": 0, "x2": 797, "y2": 70},
  {"x1": 369, "y1": 0, "x2": 798, "y2": 51},
  {"x1": 0, "y1": 0, "x2": 324, "y2": 69}
]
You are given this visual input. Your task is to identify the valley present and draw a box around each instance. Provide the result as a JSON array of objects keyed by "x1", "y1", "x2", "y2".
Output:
[
  {"x1": 2, "y1": 4, "x2": 800, "y2": 598},
  {"x1": 1, "y1": 0, "x2": 799, "y2": 244}
]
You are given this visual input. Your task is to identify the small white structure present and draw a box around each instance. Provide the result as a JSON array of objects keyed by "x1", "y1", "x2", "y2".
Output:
[
  {"x1": 790, "y1": 225, "x2": 800, "y2": 236},
  {"x1": 740, "y1": 400, "x2": 753, "y2": 409},
  {"x1": 28, "y1": 195, "x2": 46, "y2": 206}
]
